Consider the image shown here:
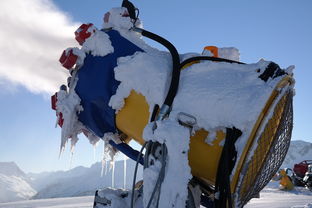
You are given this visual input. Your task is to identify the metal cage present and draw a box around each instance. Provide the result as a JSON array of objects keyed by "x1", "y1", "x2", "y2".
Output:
[{"x1": 235, "y1": 90, "x2": 293, "y2": 207}]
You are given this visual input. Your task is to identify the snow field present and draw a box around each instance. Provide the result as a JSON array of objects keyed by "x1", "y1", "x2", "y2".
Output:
[
  {"x1": 0, "y1": 196, "x2": 94, "y2": 208},
  {"x1": 0, "y1": 184, "x2": 311, "y2": 208}
]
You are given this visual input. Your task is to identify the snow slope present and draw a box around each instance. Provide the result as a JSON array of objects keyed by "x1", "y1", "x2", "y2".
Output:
[{"x1": 0, "y1": 162, "x2": 36, "y2": 203}]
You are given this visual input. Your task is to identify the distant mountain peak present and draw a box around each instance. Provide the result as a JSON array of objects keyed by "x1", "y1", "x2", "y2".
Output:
[
  {"x1": 0, "y1": 162, "x2": 36, "y2": 203},
  {"x1": 282, "y1": 140, "x2": 312, "y2": 168},
  {"x1": 0, "y1": 161, "x2": 26, "y2": 177}
]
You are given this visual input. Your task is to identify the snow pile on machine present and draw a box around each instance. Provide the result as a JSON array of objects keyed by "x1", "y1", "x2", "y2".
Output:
[{"x1": 51, "y1": 3, "x2": 295, "y2": 208}]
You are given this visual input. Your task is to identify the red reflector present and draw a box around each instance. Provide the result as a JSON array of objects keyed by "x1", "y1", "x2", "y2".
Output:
[
  {"x1": 59, "y1": 50, "x2": 67, "y2": 64},
  {"x1": 51, "y1": 93, "x2": 57, "y2": 110},
  {"x1": 75, "y1": 23, "x2": 94, "y2": 45},
  {"x1": 59, "y1": 49, "x2": 78, "y2": 69}
]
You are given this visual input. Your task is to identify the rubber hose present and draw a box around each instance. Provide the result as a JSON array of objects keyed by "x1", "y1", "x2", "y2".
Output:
[
  {"x1": 139, "y1": 29, "x2": 180, "y2": 108},
  {"x1": 180, "y1": 56, "x2": 245, "y2": 70}
]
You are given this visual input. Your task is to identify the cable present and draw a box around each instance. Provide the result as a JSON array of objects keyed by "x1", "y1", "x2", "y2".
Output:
[
  {"x1": 214, "y1": 127, "x2": 242, "y2": 208},
  {"x1": 146, "y1": 143, "x2": 167, "y2": 208},
  {"x1": 130, "y1": 142, "x2": 147, "y2": 208}
]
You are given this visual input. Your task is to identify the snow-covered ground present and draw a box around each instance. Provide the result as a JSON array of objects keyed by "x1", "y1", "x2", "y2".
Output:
[
  {"x1": 0, "y1": 196, "x2": 94, "y2": 208},
  {"x1": 0, "y1": 183, "x2": 311, "y2": 208},
  {"x1": 245, "y1": 186, "x2": 312, "y2": 208}
]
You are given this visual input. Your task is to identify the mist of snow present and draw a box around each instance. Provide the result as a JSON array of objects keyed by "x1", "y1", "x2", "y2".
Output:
[{"x1": 0, "y1": 0, "x2": 79, "y2": 94}]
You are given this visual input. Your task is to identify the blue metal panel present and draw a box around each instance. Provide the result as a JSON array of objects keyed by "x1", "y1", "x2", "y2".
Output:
[{"x1": 75, "y1": 29, "x2": 143, "y2": 137}]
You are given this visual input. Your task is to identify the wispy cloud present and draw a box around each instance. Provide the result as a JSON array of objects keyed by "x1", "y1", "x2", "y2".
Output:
[{"x1": 0, "y1": 0, "x2": 80, "y2": 94}]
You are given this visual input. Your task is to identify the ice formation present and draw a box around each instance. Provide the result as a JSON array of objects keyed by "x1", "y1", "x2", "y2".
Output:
[{"x1": 55, "y1": 84, "x2": 84, "y2": 152}]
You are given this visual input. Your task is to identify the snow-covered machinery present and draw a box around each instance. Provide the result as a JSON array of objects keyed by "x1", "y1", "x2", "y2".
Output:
[
  {"x1": 293, "y1": 160, "x2": 312, "y2": 178},
  {"x1": 51, "y1": 1, "x2": 295, "y2": 207},
  {"x1": 291, "y1": 161, "x2": 312, "y2": 190},
  {"x1": 303, "y1": 165, "x2": 312, "y2": 191}
]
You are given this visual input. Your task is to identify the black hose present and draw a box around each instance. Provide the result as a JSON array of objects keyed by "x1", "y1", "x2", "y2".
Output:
[
  {"x1": 137, "y1": 28, "x2": 180, "y2": 108},
  {"x1": 180, "y1": 56, "x2": 245, "y2": 70},
  {"x1": 122, "y1": 0, "x2": 137, "y2": 20}
]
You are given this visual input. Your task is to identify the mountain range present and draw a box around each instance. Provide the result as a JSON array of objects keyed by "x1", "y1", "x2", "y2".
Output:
[
  {"x1": 281, "y1": 140, "x2": 312, "y2": 168},
  {"x1": 0, "y1": 140, "x2": 311, "y2": 203},
  {"x1": 0, "y1": 162, "x2": 36, "y2": 203},
  {"x1": 31, "y1": 159, "x2": 143, "y2": 199}
]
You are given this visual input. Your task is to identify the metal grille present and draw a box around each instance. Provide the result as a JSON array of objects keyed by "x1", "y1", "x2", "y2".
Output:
[{"x1": 236, "y1": 90, "x2": 293, "y2": 207}]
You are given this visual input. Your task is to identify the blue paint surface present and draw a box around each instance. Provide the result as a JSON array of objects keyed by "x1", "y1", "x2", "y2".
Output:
[{"x1": 75, "y1": 30, "x2": 143, "y2": 137}]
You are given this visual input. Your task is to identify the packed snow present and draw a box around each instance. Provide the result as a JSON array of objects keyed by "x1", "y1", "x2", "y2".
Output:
[
  {"x1": 143, "y1": 121, "x2": 192, "y2": 207},
  {"x1": 81, "y1": 27, "x2": 114, "y2": 57},
  {"x1": 245, "y1": 182, "x2": 312, "y2": 208},
  {"x1": 0, "y1": 196, "x2": 94, "y2": 208}
]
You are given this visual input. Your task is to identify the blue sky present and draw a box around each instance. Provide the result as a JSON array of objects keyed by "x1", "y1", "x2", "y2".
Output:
[{"x1": 0, "y1": 0, "x2": 311, "y2": 173}]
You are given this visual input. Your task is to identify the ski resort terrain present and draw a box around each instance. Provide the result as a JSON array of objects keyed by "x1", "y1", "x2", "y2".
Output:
[{"x1": 0, "y1": 184, "x2": 311, "y2": 208}]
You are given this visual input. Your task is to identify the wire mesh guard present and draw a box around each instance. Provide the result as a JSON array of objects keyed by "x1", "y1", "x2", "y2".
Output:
[{"x1": 236, "y1": 90, "x2": 293, "y2": 207}]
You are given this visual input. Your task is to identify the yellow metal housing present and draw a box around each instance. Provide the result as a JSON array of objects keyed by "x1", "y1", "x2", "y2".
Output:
[{"x1": 115, "y1": 69, "x2": 294, "y2": 207}]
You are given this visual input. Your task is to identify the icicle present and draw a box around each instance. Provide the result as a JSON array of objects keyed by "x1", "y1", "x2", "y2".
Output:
[
  {"x1": 101, "y1": 159, "x2": 106, "y2": 177},
  {"x1": 105, "y1": 159, "x2": 108, "y2": 175},
  {"x1": 101, "y1": 140, "x2": 109, "y2": 176},
  {"x1": 93, "y1": 146, "x2": 96, "y2": 161},
  {"x1": 69, "y1": 151, "x2": 74, "y2": 170},
  {"x1": 111, "y1": 160, "x2": 115, "y2": 188},
  {"x1": 101, "y1": 140, "x2": 105, "y2": 177},
  {"x1": 58, "y1": 141, "x2": 67, "y2": 159},
  {"x1": 123, "y1": 155, "x2": 127, "y2": 189},
  {"x1": 55, "y1": 113, "x2": 60, "y2": 128}
]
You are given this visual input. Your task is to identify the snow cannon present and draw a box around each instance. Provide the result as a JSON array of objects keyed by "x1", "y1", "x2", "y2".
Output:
[{"x1": 53, "y1": 3, "x2": 295, "y2": 208}]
